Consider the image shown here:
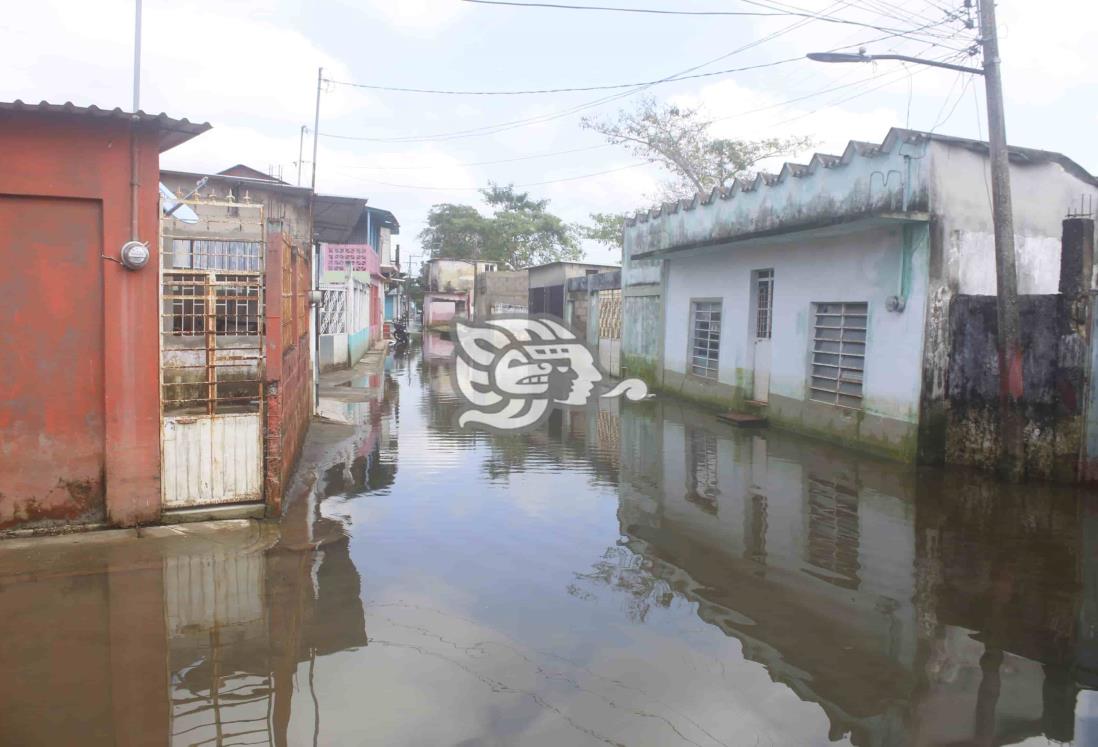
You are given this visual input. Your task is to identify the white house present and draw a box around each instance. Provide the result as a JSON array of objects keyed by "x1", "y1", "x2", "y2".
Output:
[{"x1": 622, "y1": 128, "x2": 1098, "y2": 462}]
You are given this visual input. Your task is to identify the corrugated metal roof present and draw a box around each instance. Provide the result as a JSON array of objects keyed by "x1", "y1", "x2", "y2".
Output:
[{"x1": 0, "y1": 99, "x2": 210, "y2": 152}]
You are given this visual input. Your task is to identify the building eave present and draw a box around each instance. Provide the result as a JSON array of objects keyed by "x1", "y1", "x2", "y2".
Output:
[{"x1": 633, "y1": 210, "x2": 930, "y2": 260}]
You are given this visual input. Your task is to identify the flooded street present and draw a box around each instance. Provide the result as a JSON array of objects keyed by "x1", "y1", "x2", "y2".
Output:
[{"x1": 3, "y1": 336, "x2": 1098, "y2": 746}]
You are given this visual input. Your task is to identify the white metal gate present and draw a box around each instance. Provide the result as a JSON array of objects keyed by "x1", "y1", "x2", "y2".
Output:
[{"x1": 160, "y1": 199, "x2": 266, "y2": 508}]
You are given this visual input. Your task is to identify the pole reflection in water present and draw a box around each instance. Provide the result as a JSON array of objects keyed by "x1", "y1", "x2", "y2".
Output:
[{"x1": 0, "y1": 333, "x2": 1096, "y2": 746}]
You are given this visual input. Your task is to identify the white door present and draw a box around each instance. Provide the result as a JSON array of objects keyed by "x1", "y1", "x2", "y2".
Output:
[{"x1": 752, "y1": 270, "x2": 774, "y2": 403}]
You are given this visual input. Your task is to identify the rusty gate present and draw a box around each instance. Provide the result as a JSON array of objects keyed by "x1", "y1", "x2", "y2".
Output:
[{"x1": 160, "y1": 199, "x2": 266, "y2": 508}]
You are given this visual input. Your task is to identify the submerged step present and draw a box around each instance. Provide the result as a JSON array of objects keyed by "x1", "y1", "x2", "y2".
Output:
[{"x1": 716, "y1": 411, "x2": 769, "y2": 427}]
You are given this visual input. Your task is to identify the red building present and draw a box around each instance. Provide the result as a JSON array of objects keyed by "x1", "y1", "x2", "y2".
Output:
[{"x1": 0, "y1": 102, "x2": 314, "y2": 533}]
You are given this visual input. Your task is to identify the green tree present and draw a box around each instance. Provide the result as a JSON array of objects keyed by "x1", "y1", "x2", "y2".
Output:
[
  {"x1": 417, "y1": 183, "x2": 582, "y2": 269},
  {"x1": 580, "y1": 212, "x2": 627, "y2": 253},
  {"x1": 581, "y1": 97, "x2": 812, "y2": 200}
]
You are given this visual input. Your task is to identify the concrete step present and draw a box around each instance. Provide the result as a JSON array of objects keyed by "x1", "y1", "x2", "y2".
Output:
[{"x1": 715, "y1": 411, "x2": 769, "y2": 427}]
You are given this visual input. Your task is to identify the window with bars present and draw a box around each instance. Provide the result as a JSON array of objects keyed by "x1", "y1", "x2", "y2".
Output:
[
  {"x1": 809, "y1": 302, "x2": 867, "y2": 409},
  {"x1": 753, "y1": 269, "x2": 773, "y2": 339},
  {"x1": 690, "y1": 300, "x2": 722, "y2": 380},
  {"x1": 685, "y1": 428, "x2": 719, "y2": 514}
]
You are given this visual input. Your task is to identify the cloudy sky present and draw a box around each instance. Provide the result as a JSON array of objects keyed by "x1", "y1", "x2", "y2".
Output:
[{"x1": 4, "y1": 0, "x2": 1094, "y2": 268}]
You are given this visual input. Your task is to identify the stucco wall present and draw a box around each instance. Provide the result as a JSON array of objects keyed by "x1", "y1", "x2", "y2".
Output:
[
  {"x1": 1, "y1": 112, "x2": 169, "y2": 529},
  {"x1": 928, "y1": 141, "x2": 1098, "y2": 295},
  {"x1": 662, "y1": 225, "x2": 930, "y2": 457}
]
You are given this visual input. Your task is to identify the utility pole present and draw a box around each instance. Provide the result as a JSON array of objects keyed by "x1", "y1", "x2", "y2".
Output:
[
  {"x1": 297, "y1": 125, "x2": 308, "y2": 186},
  {"x1": 977, "y1": 0, "x2": 1024, "y2": 481},
  {"x1": 132, "y1": 0, "x2": 142, "y2": 111},
  {"x1": 806, "y1": 0, "x2": 1026, "y2": 480},
  {"x1": 310, "y1": 68, "x2": 323, "y2": 193}
]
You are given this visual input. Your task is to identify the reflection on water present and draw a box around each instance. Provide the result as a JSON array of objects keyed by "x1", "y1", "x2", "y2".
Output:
[{"x1": 1, "y1": 333, "x2": 1097, "y2": 746}]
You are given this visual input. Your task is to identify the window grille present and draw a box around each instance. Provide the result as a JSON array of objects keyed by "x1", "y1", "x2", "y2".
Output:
[
  {"x1": 685, "y1": 428, "x2": 719, "y2": 514},
  {"x1": 690, "y1": 301, "x2": 722, "y2": 380},
  {"x1": 805, "y1": 477, "x2": 861, "y2": 589},
  {"x1": 753, "y1": 269, "x2": 773, "y2": 339},
  {"x1": 598, "y1": 288, "x2": 622, "y2": 339},
  {"x1": 809, "y1": 302, "x2": 867, "y2": 409},
  {"x1": 320, "y1": 289, "x2": 347, "y2": 334}
]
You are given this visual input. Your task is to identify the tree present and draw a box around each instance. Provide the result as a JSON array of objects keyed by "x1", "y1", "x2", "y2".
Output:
[
  {"x1": 580, "y1": 212, "x2": 627, "y2": 254},
  {"x1": 581, "y1": 98, "x2": 812, "y2": 200},
  {"x1": 417, "y1": 183, "x2": 582, "y2": 269}
]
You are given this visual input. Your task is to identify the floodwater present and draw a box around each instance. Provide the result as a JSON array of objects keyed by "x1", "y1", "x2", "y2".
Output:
[{"x1": 3, "y1": 335, "x2": 1098, "y2": 746}]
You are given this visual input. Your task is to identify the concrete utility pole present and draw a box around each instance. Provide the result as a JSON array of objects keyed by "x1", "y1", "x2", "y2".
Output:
[
  {"x1": 977, "y1": 0, "x2": 1025, "y2": 481},
  {"x1": 310, "y1": 68, "x2": 323, "y2": 193},
  {"x1": 297, "y1": 125, "x2": 308, "y2": 186},
  {"x1": 806, "y1": 0, "x2": 1026, "y2": 479}
]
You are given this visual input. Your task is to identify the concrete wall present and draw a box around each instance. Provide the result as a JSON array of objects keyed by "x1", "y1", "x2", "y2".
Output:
[
  {"x1": 426, "y1": 259, "x2": 475, "y2": 294},
  {"x1": 528, "y1": 262, "x2": 617, "y2": 289},
  {"x1": 474, "y1": 270, "x2": 527, "y2": 318},
  {"x1": 928, "y1": 141, "x2": 1098, "y2": 295},
  {"x1": 661, "y1": 224, "x2": 930, "y2": 459},
  {"x1": 160, "y1": 172, "x2": 311, "y2": 249}
]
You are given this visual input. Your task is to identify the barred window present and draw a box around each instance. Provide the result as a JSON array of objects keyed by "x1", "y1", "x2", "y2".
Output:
[
  {"x1": 809, "y1": 302, "x2": 867, "y2": 409},
  {"x1": 753, "y1": 269, "x2": 773, "y2": 339},
  {"x1": 690, "y1": 300, "x2": 722, "y2": 380}
]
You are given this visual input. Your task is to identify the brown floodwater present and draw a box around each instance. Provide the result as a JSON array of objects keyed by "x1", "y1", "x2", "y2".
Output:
[{"x1": 3, "y1": 335, "x2": 1098, "y2": 746}]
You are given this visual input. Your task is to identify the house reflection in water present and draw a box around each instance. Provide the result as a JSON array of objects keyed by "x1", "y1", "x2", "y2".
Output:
[
  {"x1": 569, "y1": 399, "x2": 1095, "y2": 746},
  {"x1": 0, "y1": 375, "x2": 400, "y2": 747}
]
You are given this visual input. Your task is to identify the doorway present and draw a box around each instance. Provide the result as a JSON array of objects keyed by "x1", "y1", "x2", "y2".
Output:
[{"x1": 751, "y1": 269, "x2": 774, "y2": 403}]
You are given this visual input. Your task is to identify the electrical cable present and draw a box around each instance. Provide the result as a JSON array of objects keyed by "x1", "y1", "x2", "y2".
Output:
[
  {"x1": 462, "y1": 0, "x2": 960, "y2": 40},
  {"x1": 320, "y1": 0, "x2": 852, "y2": 143},
  {"x1": 331, "y1": 160, "x2": 654, "y2": 191},
  {"x1": 337, "y1": 143, "x2": 615, "y2": 170},
  {"x1": 324, "y1": 57, "x2": 802, "y2": 96}
]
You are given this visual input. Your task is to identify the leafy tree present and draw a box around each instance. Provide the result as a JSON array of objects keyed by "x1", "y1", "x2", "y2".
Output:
[
  {"x1": 580, "y1": 212, "x2": 627, "y2": 253},
  {"x1": 417, "y1": 183, "x2": 582, "y2": 269},
  {"x1": 581, "y1": 97, "x2": 812, "y2": 200}
]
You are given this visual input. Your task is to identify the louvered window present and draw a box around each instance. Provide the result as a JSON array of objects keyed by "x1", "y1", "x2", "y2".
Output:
[{"x1": 809, "y1": 302, "x2": 867, "y2": 409}]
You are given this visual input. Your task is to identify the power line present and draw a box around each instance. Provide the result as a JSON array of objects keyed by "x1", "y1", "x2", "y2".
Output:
[
  {"x1": 461, "y1": 0, "x2": 789, "y2": 15},
  {"x1": 321, "y1": 0, "x2": 851, "y2": 143},
  {"x1": 337, "y1": 143, "x2": 615, "y2": 170},
  {"x1": 333, "y1": 161, "x2": 654, "y2": 191},
  {"x1": 463, "y1": 0, "x2": 964, "y2": 38},
  {"x1": 324, "y1": 56, "x2": 801, "y2": 96}
]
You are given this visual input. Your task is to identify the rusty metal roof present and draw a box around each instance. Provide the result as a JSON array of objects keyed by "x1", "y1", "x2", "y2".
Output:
[{"x1": 0, "y1": 100, "x2": 210, "y2": 152}]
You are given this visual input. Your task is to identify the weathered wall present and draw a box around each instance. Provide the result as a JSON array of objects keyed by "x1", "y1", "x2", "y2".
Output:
[
  {"x1": 623, "y1": 130, "x2": 929, "y2": 259},
  {"x1": 945, "y1": 295, "x2": 1088, "y2": 481},
  {"x1": 928, "y1": 141, "x2": 1098, "y2": 295},
  {"x1": 264, "y1": 233, "x2": 313, "y2": 514},
  {"x1": 474, "y1": 270, "x2": 527, "y2": 317},
  {"x1": 0, "y1": 111, "x2": 167, "y2": 529},
  {"x1": 426, "y1": 259, "x2": 475, "y2": 293},
  {"x1": 660, "y1": 224, "x2": 930, "y2": 459},
  {"x1": 160, "y1": 172, "x2": 311, "y2": 249}
]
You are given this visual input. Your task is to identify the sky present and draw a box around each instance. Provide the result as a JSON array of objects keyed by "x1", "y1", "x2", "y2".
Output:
[{"x1": 3, "y1": 0, "x2": 1095, "y2": 271}]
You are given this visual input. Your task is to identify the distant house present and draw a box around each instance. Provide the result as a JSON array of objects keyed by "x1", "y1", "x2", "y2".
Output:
[
  {"x1": 527, "y1": 261, "x2": 619, "y2": 319},
  {"x1": 314, "y1": 199, "x2": 401, "y2": 369},
  {"x1": 422, "y1": 259, "x2": 499, "y2": 327},
  {"x1": 622, "y1": 127, "x2": 1098, "y2": 474}
]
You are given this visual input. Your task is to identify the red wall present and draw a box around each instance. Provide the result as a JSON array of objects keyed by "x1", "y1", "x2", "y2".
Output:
[
  {"x1": 264, "y1": 233, "x2": 313, "y2": 514},
  {"x1": 0, "y1": 112, "x2": 165, "y2": 528}
]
